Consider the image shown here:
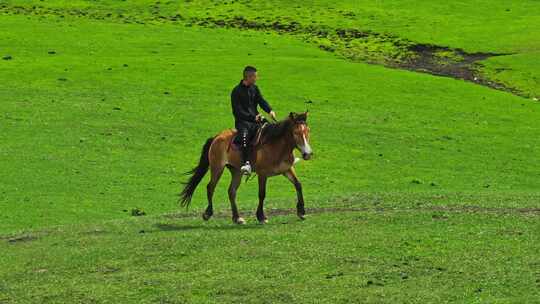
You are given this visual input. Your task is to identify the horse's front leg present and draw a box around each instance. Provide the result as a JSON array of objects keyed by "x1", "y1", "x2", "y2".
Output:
[
  {"x1": 256, "y1": 175, "x2": 268, "y2": 224},
  {"x1": 283, "y1": 167, "x2": 305, "y2": 220}
]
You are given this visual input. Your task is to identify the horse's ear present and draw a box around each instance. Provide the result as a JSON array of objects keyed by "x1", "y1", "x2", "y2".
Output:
[{"x1": 295, "y1": 112, "x2": 307, "y2": 123}]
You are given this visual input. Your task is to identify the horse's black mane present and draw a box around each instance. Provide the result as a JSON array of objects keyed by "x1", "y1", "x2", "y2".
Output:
[{"x1": 259, "y1": 118, "x2": 294, "y2": 144}]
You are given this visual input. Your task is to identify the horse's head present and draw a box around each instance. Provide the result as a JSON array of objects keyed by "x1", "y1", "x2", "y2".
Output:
[{"x1": 289, "y1": 111, "x2": 313, "y2": 160}]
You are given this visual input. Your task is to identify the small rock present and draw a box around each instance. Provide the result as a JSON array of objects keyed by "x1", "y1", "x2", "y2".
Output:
[{"x1": 131, "y1": 207, "x2": 146, "y2": 216}]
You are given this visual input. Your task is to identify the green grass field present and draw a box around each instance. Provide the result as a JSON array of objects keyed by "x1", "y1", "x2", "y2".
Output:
[
  {"x1": 2, "y1": 210, "x2": 539, "y2": 303},
  {"x1": 1, "y1": 1, "x2": 539, "y2": 303}
]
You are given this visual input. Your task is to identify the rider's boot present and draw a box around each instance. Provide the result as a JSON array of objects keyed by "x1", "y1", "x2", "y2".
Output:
[
  {"x1": 240, "y1": 131, "x2": 252, "y2": 175},
  {"x1": 240, "y1": 160, "x2": 252, "y2": 176}
]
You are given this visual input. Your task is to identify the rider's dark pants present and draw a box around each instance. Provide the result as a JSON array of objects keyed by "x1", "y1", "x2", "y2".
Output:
[{"x1": 234, "y1": 121, "x2": 258, "y2": 165}]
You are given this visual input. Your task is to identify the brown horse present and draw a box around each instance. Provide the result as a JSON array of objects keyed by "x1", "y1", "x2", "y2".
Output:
[{"x1": 179, "y1": 111, "x2": 313, "y2": 224}]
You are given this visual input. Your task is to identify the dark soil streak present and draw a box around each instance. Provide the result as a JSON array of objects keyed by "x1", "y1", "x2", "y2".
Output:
[
  {"x1": 397, "y1": 44, "x2": 520, "y2": 95},
  {"x1": 4, "y1": 235, "x2": 37, "y2": 244},
  {"x1": 0, "y1": 4, "x2": 525, "y2": 97},
  {"x1": 186, "y1": 15, "x2": 523, "y2": 96}
]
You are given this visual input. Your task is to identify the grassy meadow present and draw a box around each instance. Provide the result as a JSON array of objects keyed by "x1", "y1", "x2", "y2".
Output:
[{"x1": 1, "y1": 1, "x2": 539, "y2": 303}]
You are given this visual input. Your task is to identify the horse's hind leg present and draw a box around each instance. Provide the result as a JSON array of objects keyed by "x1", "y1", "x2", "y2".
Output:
[
  {"x1": 203, "y1": 164, "x2": 224, "y2": 221},
  {"x1": 228, "y1": 167, "x2": 245, "y2": 224},
  {"x1": 256, "y1": 175, "x2": 268, "y2": 224},
  {"x1": 283, "y1": 167, "x2": 306, "y2": 220}
]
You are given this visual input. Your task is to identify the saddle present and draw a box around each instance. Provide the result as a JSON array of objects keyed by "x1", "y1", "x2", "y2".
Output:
[{"x1": 228, "y1": 121, "x2": 269, "y2": 152}]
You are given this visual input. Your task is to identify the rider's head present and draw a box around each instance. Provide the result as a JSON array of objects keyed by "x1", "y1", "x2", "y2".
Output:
[{"x1": 243, "y1": 66, "x2": 258, "y2": 86}]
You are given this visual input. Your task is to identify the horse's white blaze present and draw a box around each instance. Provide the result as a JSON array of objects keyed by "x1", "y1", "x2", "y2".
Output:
[
  {"x1": 300, "y1": 133, "x2": 312, "y2": 155},
  {"x1": 297, "y1": 124, "x2": 312, "y2": 158}
]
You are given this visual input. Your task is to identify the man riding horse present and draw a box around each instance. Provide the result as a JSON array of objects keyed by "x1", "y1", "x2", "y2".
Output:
[
  {"x1": 231, "y1": 66, "x2": 277, "y2": 175},
  {"x1": 179, "y1": 66, "x2": 313, "y2": 224}
]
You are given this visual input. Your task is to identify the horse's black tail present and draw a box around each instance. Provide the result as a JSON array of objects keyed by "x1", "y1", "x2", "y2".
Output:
[{"x1": 179, "y1": 136, "x2": 214, "y2": 208}]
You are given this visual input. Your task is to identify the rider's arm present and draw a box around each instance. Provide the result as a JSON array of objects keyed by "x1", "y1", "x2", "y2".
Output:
[
  {"x1": 231, "y1": 88, "x2": 242, "y2": 120},
  {"x1": 255, "y1": 86, "x2": 272, "y2": 114}
]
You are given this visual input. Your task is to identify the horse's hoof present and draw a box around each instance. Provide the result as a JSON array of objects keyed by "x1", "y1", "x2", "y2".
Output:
[
  {"x1": 202, "y1": 212, "x2": 212, "y2": 221},
  {"x1": 234, "y1": 217, "x2": 246, "y2": 225},
  {"x1": 256, "y1": 212, "x2": 268, "y2": 224},
  {"x1": 297, "y1": 213, "x2": 306, "y2": 220}
]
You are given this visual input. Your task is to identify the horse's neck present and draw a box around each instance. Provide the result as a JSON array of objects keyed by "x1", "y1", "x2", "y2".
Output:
[{"x1": 263, "y1": 133, "x2": 295, "y2": 161}]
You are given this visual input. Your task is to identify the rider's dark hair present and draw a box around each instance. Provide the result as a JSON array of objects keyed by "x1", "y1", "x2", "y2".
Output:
[{"x1": 243, "y1": 66, "x2": 257, "y2": 79}]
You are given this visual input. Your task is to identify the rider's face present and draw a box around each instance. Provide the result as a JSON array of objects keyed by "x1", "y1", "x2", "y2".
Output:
[{"x1": 246, "y1": 71, "x2": 258, "y2": 85}]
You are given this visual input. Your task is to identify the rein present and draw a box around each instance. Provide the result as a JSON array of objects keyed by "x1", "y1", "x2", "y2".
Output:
[{"x1": 255, "y1": 116, "x2": 277, "y2": 146}]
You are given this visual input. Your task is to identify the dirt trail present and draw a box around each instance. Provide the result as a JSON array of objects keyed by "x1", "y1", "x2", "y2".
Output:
[
  {"x1": 2, "y1": 205, "x2": 537, "y2": 243},
  {"x1": 165, "y1": 205, "x2": 540, "y2": 220}
]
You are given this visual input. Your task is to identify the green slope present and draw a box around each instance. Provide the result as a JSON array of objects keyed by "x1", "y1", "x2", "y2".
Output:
[
  {"x1": 2, "y1": 0, "x2": 539, "y2": 97},
  {"x1": 1, "y1": 13, "x2": 539, "y2": 233},
  {"x1": 1, "y1": 4, "x2": 539, "y2": 303}
]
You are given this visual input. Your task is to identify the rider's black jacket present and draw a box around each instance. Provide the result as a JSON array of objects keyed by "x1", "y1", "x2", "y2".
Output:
[{"x1": 231, "y1": 79, "x2": 272, "y2": 127}]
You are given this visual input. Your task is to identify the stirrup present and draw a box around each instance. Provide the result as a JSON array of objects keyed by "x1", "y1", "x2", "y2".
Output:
[{"x1": 240, "y1": 161, "x2": 252, "y2": 176}]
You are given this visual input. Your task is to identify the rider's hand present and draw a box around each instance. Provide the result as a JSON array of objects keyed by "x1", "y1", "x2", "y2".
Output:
[{"x1": 269, "y1": 111, "x2": 277, "y2": 121}]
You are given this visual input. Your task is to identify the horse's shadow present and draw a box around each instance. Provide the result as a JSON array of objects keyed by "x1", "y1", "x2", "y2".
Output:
[{"x1": 153, "y1": 222, "x2": 267, "y2": 232}]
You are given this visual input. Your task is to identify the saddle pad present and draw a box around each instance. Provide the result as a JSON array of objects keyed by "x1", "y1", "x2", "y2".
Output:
[{"x1": 228, "y1": 124, "x2": 267, "y2": 152}]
